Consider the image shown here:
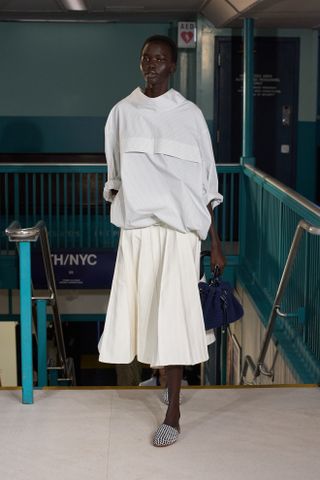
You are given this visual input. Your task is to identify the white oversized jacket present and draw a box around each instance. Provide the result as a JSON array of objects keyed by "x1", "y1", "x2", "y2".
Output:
[{"x1": 103, "y1": 87, "x2": 223, "y2": 240}]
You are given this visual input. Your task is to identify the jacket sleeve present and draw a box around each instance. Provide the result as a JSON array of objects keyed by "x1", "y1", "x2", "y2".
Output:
[
  {"x1": 103, "y1": 108, "x2": 121, "y2": 203},
  {"x1": 199, "y1": 125, "x2": 223, "y2": 209}
]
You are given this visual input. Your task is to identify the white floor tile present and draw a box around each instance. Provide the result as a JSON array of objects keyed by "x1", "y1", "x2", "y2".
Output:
[
  {"x1": 0, "y1": 390, "x2": 112, "y2": 480},
  {"x1": 0, "y1": 387, "x2": 319, "y2": 480}
]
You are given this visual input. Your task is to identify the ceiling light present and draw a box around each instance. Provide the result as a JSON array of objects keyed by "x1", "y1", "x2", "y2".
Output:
[{"x1": 61, "y1": 0, "x2": 87, "y2": 11}]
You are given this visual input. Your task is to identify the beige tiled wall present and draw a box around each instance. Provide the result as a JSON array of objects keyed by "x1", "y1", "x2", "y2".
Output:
[{"x1": 0, "y1": 322, "x2": 18, "y2": 386}]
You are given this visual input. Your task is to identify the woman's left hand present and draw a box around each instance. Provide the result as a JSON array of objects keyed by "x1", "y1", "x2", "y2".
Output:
[
  {"x1": 207, "y1": 203, "x2": 226, "y2": 275},
  {"x1": 210, "y1": 243, "x2": 226, "y2": 275}
]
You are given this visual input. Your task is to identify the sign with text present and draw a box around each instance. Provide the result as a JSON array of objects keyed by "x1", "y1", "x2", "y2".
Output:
[
  {"x1": 178, "y1": 22, "x2": 196, "y2": 48},
  {"x1": 236, "y1": 73, "x2": 282, "y2": 97},
  {"x1": 32, "y1": 250, "x2": 117, "y2": 289}
]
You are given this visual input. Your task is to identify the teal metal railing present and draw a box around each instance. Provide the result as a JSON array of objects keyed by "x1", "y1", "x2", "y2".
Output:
[
  {"x1": 241, "y1": 219, "x2": 320, "y2": 384},
  {"x1": 0, "y1": 163, "x2": 241, "y2": 255},
  {"x1": 5, "y1": 220, "x2": 75, "y2": 403},
  {"x1": 0, "y1": 164, "x2": 116, "y2": 252},
  {"x1": 240, "y1": 164, "x2": 320, "y2": 382}
]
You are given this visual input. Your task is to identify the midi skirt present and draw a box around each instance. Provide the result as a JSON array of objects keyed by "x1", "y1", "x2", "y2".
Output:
[{"x1": 98, "y1": 225, "x2": 214, "y2": 368}]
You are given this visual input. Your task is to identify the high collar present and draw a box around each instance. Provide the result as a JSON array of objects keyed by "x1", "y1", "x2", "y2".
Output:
[{"x1": 126, "y1": 87, "x2": 188, "y2": 112}]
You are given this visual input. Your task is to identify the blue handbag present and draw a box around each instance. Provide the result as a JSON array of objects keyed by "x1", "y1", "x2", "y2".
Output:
[{"x1": 199, "y1": 260, "x2": 244, "y2": 331}]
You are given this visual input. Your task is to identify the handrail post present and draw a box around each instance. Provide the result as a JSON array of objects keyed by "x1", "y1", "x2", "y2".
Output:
[
  {"x1": 19, "y1": 242, "x2": 33, "y2": 404},
  {"x1": 239, "y1": 18, "x2": 255, "y2": 263},
  {"x1": 37, "y1": 299, "x2": 48, "y2": 388},
  {"x1": 241, "y1": 17, "x2": 255, "y2": 165},
  {"x1": 5, "y1": 220, "x2": 73, "y2": 400}
]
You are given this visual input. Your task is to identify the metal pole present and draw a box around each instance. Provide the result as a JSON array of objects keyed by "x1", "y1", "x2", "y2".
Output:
[
  {"x1": 6, "y1": 220, "x2": 72, "y2": 392},
  {"x1": 19, "y1": 242, "x2": 33, "y2": 404},
  {"x1": 37, "y1": 299, "x2": 48, "y2": 387},
  {"x1": 254, "y1": 221, "x2": 308, "y2": 379},
  {"x1": 39, "y1": 226, "x2": 68, "y2": 374},
  {"x1": 241, "y1": 18, "x2": 255, "y2": 165},
  {"x1": 239, "y1": 18, "x2": 255, "y2": 263},
  {"x1": 220, "y1": 328, "x2": 227, "y2": 385}
]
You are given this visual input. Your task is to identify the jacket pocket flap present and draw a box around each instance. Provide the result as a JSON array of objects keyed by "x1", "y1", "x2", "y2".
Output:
[{"x1": 121, "y1": 137, "x2": 201, "y2": 163}]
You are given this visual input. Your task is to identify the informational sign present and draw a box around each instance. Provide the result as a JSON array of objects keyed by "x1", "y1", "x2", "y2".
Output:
[
  {"x1": 177, "y1": 22, "x2": 196, "y2": 49},
  {"x1": 32, "y1": 250, "x2": 117, "y2": 289},
  {"x1": 235, "y1": 73, "x2": 281, "y2": 97}
]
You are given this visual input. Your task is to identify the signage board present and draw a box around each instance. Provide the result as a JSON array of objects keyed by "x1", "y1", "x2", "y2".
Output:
[
  {"x1": 177, "y1": 22, "x2": 196, "y2": 49},
  {"x1": 32, "y1": 250, "x2": 117, "y2": 289}
]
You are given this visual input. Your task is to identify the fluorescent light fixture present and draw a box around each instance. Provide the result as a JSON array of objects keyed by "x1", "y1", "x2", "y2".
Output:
[{"x1": 61, "y1": 0, "x2": 87, "y2": 11}]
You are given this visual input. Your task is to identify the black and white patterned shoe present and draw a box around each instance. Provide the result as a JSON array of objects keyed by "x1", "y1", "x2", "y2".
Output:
[
  {"x1": 152, "y1": 423, "x2": 180, "y2": 447},
  {"x1": 161, "y1": 388, "x2": 182, "y2": 405}
]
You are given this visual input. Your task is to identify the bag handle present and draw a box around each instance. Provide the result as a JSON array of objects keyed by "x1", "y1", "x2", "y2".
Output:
[
  {"x1": 200, "y1": 250, "x2": 222, "y2": 280},
  {"x1": 212, "y1": 264, "x2": 221, "y2": 278}
]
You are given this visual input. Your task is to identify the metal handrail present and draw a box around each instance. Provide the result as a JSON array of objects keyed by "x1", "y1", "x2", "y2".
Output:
[
  {"x1": 240, "y1": 219, "x2": 320, "y2": 384},
  {"x1": 0, "y1": 163, "x2": 107, "y2": 167},
  {"x1": 0, "y1": 162, "x2": 242, "y2": 167},
  {"x1": 244, "y1": 163, "x2": 320, "y2": 220},
  {"x1": 6, "y1": 221, "x2": 42, "y2": 242},
  {"x1": 5, "y1": 220, "x2": 73, "y2": 383}
]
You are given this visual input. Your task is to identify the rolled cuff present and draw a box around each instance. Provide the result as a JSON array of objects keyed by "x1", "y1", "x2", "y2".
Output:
[
  {"x1": 103, "y1": 179, "x2": 121, "y2": 202},
  {"x1": 205, "y1": 191, "x2": 223, "y2": 210}
]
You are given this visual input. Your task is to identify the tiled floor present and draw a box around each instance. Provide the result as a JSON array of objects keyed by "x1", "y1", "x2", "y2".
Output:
[{"x1": 0, "y1": 386, "x2": 320, "y2": 480}]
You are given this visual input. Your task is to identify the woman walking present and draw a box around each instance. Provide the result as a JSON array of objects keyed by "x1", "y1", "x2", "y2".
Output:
[{"x1": 98, "y1": 35, "x2": 225, "y2": 447}]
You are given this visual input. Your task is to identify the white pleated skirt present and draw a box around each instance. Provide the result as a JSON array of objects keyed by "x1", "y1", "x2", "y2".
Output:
[{"x1": 98, "y1": 225, "x2": 214, "y2": 368}]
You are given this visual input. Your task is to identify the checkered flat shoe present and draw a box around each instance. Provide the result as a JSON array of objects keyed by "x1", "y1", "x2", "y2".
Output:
[
  {"x1": 161, "y1": 388, "x2": 182, "y2": 406},
  {"x1": 152, "y1": 423, "x2": 180, "y2": 447}
]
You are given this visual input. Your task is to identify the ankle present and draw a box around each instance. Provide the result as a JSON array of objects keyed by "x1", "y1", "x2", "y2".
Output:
[{"x1": 164, "y1": 408, "x2": 180, "y2": 428}]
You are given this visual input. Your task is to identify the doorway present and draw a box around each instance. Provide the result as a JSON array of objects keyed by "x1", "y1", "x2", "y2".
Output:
[{"x1": 214, "y1": 37, "x2": 299, "y2": 188}]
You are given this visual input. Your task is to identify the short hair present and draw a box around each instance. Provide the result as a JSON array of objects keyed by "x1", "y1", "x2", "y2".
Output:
[{"x1": 140, "y1": 35, "x2": 178, "y2": 64}]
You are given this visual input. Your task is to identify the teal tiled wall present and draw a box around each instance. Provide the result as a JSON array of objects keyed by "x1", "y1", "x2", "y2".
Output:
[{"x1": 0, "y1": 117, "x2": 105, "y2": 153}]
